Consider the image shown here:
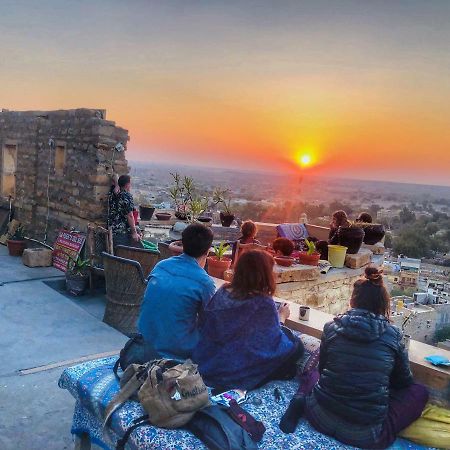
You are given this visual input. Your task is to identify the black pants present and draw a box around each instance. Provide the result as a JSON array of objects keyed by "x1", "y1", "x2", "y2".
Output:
[
  {"x1": 255, "y1": 341, "x2": 305, "y2": 388},
  {"x1": 113, "y1": 232, "x2": 143, "y2": 250}
]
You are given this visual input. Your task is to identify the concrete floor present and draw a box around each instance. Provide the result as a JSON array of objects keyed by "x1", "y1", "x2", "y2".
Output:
[{"x1": 0, "y1": 246, "x2": 127, "y2": 450}]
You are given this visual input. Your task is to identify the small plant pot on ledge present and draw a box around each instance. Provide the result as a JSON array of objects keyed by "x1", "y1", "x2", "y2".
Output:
[
  {"x1": 362, "y1": 224, "x2": 385, "y2": 245},
  {"x1": 7, "y1": 239, "x2": 27, "y2": 256},
  {"x1": 207, "y1": 256, "x2": 232, "y2": 279},
  {"x1": 298, "y1": 251, "x2": 321, "y2": 266},
  {"x1": 220, "y1": 212, "x2": 235, "y2": 227},
  {"x1": 139, "y1": 205, "x2": 155, "y2": 221},
  {"x1": 66, "y1": 272, "x2": 89, "y2": 296},
  {"x1": 338, "y1": 226, "x2": 365, "y2": 254}
]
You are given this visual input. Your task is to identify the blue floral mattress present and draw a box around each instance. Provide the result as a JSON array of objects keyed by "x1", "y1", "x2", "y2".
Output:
[{"x1": 58, "y1": 357, "x2": 431, "y2": 450}]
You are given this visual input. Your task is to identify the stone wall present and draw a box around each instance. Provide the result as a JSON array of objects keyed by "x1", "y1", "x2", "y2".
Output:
[
  {"x1": 276, "y1": 268, "x2": 363, "y2": 315},
  {"x1": 0, "y1": 109, "x2": 129, "y2": 243}
]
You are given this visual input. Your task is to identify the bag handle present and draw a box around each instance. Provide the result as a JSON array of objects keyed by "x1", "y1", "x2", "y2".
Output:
[{"x1": 104, "y1": 366, "x2": 147, "y2": 427}]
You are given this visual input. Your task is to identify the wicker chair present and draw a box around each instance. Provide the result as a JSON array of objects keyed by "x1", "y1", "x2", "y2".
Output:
[
  {"x1": 102, "y1": 252, "x2": 147, "y2": 336},
  {"x1": 115, "y1": 245, "x2": 160, "y2": 278},
  {"x1": 157, "y1": 242, "x2": 173, "y2": 261},
  {"x1": 86, "y1": 223, "x2": 113, "y2": 290}
]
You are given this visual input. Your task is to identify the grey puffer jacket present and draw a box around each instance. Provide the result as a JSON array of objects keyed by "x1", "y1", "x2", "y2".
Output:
[{"x1": 312, "y1": 308, "x2": 413, "y2": 425}]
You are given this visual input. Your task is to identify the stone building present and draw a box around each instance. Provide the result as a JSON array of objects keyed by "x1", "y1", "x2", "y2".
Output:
[{"x1": 0, "y1": 109, "x2": 129, "y2": 243}]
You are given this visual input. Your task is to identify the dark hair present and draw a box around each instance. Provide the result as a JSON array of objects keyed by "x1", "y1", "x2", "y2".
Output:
[
  {"x1": 350, "y1": 266, "x2": 390, "y2": 318},
  {"x1": 182, "y1": 224, "x2": 214, "y2": 258},
  {"x1": 272, "y1": 237, "x2": 294, "y2": 256},
  {"x1": 332, "y1": 210, "x2": 349, "y2": 227},
  {"x1": 229, "y1": 250, "x2": 276, "y2": 300},
  {"x1": 241, "y1": 220, "x2": 257, "y2": 239},
  {"x1": 118, "y1": 175, "x2": 131, "y2": 188},
  {"x1": 357, "y1": 212, "x2": 373, "y2": 223}
]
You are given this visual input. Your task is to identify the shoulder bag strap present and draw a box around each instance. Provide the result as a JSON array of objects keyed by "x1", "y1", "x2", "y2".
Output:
[{"x1": 116, "y1": 414, "x2": 149, "y2": 450}]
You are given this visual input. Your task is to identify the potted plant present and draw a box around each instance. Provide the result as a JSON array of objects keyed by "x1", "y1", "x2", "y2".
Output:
[
  {"x1": 7, "y1": 224, "x2": 27, "y2": 256},
  {"x1": 298, "y1": 239, "x2": 321, "y2": 266},
  {"x1": 337, "y1": 223, "x2": 365, "y2": 254},
  {"x1": 139, "y1": 203, "x2": 155, "y2": 221},
  {"x1": 207, "y1": 242, "x2": 232, "y2": 279},
  {"x1": 66, "y1": 255, "x2": 91, "y2": 296},
  {"x1": 353, "y1": 221, "x2": 385, "y2": 245},
  {"x1": 169, "y1": 172, "x2": 191, "y2": 220},
  {"x1": 213, "y1": 188, "x2": 235, "y2": 227}
]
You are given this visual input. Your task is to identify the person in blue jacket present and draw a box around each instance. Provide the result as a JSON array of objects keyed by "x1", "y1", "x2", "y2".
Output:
[
  {"x1": 280, "y1": 266, "x2": 428, "y2": 449},
  {"x1": 194, "y1": 250, "x2": 304, "y2": 391},
  {"x1": 138, "y1": 224, "x2": 215, "y2": 360}
]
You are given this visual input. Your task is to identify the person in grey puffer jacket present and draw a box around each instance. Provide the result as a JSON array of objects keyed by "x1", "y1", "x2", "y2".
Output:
[{"x1": 280, "y1": 266, "x2": 428, "y2": 449}]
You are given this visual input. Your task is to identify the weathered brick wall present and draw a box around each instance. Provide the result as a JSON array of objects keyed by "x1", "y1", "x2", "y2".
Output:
[
  {"x1": 276, "y1": 269, "x2": 363, "y2": 315},
  {"x1": 0, "y1": 109, "x2": 129, "y2": 243}
]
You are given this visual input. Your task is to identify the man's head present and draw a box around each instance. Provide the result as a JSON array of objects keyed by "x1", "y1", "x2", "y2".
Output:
[
  {"x1": 118, "y1": 175, "x2": 131, "y2": 191},
  {"x1": 182, "y1": 224, "x2": 214, "y2": 258}
]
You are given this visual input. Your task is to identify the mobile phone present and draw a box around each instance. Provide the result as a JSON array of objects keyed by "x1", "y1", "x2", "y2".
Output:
[{"x1": 275, "y1": 301, "x2": 282, "y2": 310}]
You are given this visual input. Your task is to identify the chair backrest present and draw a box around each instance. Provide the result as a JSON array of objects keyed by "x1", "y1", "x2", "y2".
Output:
[
  {"x1": 102, "y1": 252, "x2": 146, "y2": 305},
  {"x1": 234, "y1": 241, "x2": 268, "y2": 265},
  {"x1": 86, "y1": 224, "x2": 113, "y2": 268},
  {"x1": 115, "y1": 245, "x2": 160, "y2": 277},
  {"x1": 158, "y1": 242, "x2": 173, "y2": 261}
]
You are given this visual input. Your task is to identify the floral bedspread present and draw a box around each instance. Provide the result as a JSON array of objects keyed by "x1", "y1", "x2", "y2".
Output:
[{"x1": 58, "y1": 357, "x2": 431, "y2": 450}]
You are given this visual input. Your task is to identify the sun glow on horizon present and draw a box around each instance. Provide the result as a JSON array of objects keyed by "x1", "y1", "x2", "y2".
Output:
[{"x1": 296, "y1": 151, "x2": 315, "y2": 168}]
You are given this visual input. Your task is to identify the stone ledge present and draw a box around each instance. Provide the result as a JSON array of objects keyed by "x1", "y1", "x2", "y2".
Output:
[
  {"x1": 273, "y1": 264, "x2": 320, "y2": 284},
  {"x1": 345, "y1": 248, "x2": 373, "y2": 269}
]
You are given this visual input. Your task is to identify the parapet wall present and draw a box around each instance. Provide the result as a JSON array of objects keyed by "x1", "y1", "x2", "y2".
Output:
[{"x1": 0, "y1": 109, "x2": 129, "y2": 243}]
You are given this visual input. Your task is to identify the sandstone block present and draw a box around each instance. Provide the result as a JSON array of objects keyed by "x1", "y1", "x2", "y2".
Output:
[
  {"x1": 345, "y1": 248, "x2": 372, "y2": 269},
  {"x1": 273, "y1": 264, "x2": 320, "y2": 284},
  {"x1": 362, "y1": 242, "x2": 385, "y2": 255},
  {"x1": 22, "y1": 248, "x2": 53, "y2": 267}
]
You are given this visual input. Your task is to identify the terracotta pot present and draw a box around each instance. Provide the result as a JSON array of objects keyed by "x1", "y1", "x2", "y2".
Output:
[
  {"x1": 155, "y1": 212, "x2": 172, "y2": 221},
  {"x1": 338, "y1": 226, "x2": 365, "y2": 254},
  {"x1": 274, "y1": 256, "x2": 295, "y2": 267},
  {"x1": 7, "y1": 239, "x2": 27, "y2": 256},
  {"x1": 66, "y1": 272, "x2": 89, "y2": 296},
  {"x1": 168, "y1": 241, "x2": 183, "y2": 256},
  {"x1": 298, "y1": 251, "x2": 321, "y2": 266},
  {"x1": 207, "y1": 256, "x2": 232, "y2": 279},
  {"x1": 139, "y1": 205, "x2": 155, "y2": 221},
  {"x1": 363, "y1": 224, "x2": 385, "y2": 245},
  {"x1": 220, "y1": 212, "x2": 235, "y2": 227}
]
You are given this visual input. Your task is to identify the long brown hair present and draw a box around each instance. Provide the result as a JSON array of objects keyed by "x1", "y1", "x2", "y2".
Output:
[
  {"x1": 240, "y1": 220, "x2": 257, "y2": 239},
  {"x1": 331, "y1": 210, "x2": 350, "y2": 228},
  {"x1": 228, "y1": 250, "x2": 276, "y2": 300},
  {"x1": 350, "y1": 266, "x2": 390, "y2": 318}
]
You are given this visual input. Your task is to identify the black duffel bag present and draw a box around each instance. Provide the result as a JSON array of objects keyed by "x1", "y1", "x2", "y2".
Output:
[{"x1": 113, "y1": 333, "x2": 160, "y2": 379}]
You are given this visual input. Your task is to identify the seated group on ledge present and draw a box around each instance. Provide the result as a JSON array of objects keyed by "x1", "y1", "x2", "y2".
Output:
[{"x1": 137, "y1": 223, "x2": 428, "y2": 449}]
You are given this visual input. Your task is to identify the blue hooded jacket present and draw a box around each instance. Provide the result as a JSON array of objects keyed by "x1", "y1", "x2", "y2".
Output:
[{"x1": 193, "y1": 287, "x2": 300, "y2": 390}]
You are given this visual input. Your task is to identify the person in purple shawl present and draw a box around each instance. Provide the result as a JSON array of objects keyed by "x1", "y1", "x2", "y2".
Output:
[{"x1": 193, "y1": 250, "x2": 304, "y2": 391}]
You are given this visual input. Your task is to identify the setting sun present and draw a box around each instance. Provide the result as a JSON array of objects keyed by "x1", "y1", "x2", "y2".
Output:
[{"x1": 298, "y1": 153, "x2": 313, "y2": 168}]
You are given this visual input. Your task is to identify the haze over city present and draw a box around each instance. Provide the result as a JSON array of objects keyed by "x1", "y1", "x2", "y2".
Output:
[{"x1": 1, "y1": 0, "x2": 449, "y2": 185}]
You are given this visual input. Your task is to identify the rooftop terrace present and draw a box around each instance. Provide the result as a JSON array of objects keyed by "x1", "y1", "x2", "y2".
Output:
[{"x1": 0, "y1": 241, "x2": 449, "y2": 449}]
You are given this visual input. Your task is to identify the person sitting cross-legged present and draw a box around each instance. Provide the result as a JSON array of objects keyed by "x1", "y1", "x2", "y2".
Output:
[
  {"x1": 193, "y1": 250, "x2": 304, "y2": 391},
  {"x1": 280, "y1": 266, "x2": 428, "y2": 449},
  {"x1": 138, "y1": 224, "x2": 216, "y2": 360}
]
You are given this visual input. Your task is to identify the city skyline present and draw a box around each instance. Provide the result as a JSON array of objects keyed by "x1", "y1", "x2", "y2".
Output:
[{"x1": 1, "y1": 0, "x2": 449, "y2": 185}]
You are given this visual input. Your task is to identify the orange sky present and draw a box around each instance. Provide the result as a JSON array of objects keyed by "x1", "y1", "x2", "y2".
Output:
[{"x1": 1, "y1": 1, "x2": 449, "y2": 185}]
